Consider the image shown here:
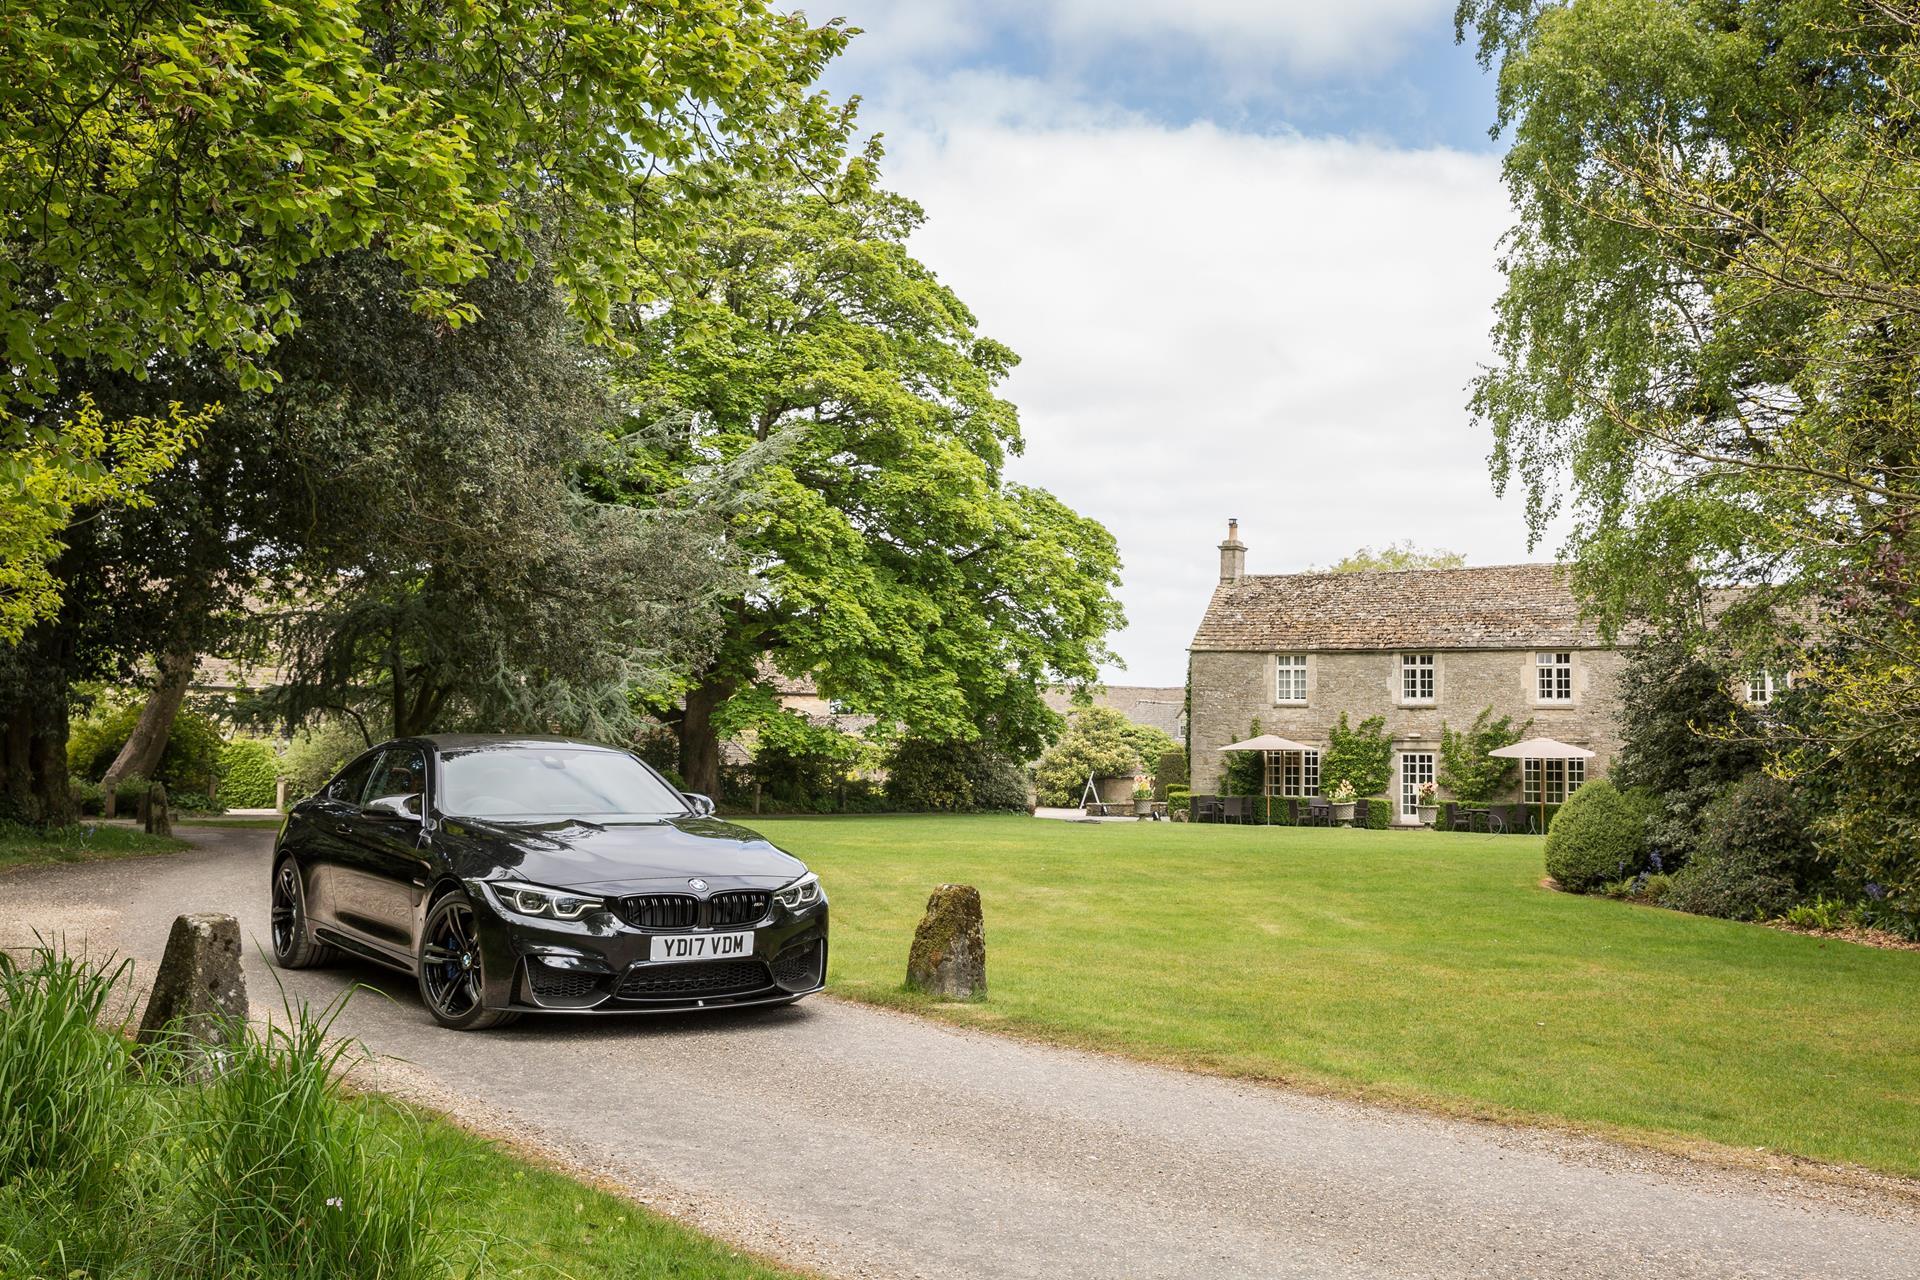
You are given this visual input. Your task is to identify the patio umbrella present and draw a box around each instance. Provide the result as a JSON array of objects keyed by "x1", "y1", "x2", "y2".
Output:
[
  {"x1": 1489, "y1": 738, "x2": 1595, "y2": 834},
  {"x1": 1219, "y1": 734, "x2": 1314, "y2": 804}
]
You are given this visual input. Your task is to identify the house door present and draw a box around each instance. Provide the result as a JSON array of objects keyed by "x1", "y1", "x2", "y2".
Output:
[{"x1": 1398, "y1": 753, "x2": 1435, "y2": 823}]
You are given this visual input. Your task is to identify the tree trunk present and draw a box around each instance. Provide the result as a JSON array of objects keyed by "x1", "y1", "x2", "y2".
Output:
[
  {"x1": 102, "y1": 646, "x2": 196, "y2": 819},
  {"x1": 678, "y1": 674, "x2": 734, "y2": 799},
  {"x1": 0, "y1": 692, "x2": 74, "y2": 827}
]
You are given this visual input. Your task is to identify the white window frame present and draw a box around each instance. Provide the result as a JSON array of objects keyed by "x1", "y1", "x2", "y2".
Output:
[
  {"x1": 1274, "y1": 653, "x2": 1308, "y2": 704},
  {"x1": 1536, "y1": 651, "x2": 1574, "y2": 703},
  {"x1": 1282, "y1": 750, "x2": 1321, "y2": 798},
  {"x1": 1523, "y1": 758, "x2": 1585, "y2": 804},
  {"x1": 1400, "y1": 653, "x2": 1435, "y2": 704},
  {"x1": 1398, "y1": 752, "x2": 1435, "y2": 820},
  {"x1": 1746, "y1": 670, "x2": 1787, "y2": 705}
]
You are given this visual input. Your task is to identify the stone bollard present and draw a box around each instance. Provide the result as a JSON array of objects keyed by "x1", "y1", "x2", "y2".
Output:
[
  {"x1": 140, "y1": 780, "x2": 172, "y2": 837},
  {"x1": 135, "y1": 913, "x2": 247, "y2": 1079},
  {"x1": 906, "y1": 884, "x2": 986, "y2": 1000}
]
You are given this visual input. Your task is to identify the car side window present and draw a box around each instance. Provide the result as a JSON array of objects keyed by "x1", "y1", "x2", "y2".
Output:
[
  {"x1": 367, "y1": 745, "x2": 427, "y2": 804},
  {"x1": 326, "y1": 753, "x2": 381, "y2": 807}
]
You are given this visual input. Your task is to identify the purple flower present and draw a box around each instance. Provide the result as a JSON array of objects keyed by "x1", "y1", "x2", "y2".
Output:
[
  {"x1": 1648, "y1": 851, "x2": 1664, "y2": 873},
  {"x1": 1866, "y1": 882, "x2": 1885, "y2": 901}
]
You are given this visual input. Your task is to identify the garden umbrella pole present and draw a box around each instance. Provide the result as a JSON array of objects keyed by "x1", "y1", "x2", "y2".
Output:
[{"x1": 1488, "y1": 738, "x2": 1596, "y2": 835}]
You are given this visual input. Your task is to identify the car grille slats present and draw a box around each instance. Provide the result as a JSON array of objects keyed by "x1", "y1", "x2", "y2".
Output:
[
  {"x1": 614, "y1": 890, "x2": 770, "y2": 929},
  {"x1": 615, "y1": 893, "x2": 699, "y2": 929},
  {"x1": 709, "y1": 890, "x2": 771, "y2": 927},
  {"x1": 617, "y1": 959, "x2": 772, "y2": 1001}
]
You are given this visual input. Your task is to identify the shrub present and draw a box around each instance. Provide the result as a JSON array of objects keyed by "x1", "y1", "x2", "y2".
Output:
[
  {"x1": 70, "y1": 778, "x2": 105, "y2": 817},
  {"x1": 278, "y1": 719, "x2": 371, "y2": 802},
  {"x1": 1323, "y1": 713, "x2": 1393, "y2": 798},
  {"x1": 884, "y1": 739, "x2": 1028, "y2": 812},
  {"x1": 113, "y1": 774, "x2": 150, "y2": 814},
  {"x1": 218, "y1": 739, "x2": 281, "y2": 809},
  {"x1": 1167, "y1": 787, "x2": 1191, "y2": 815},
  {"x1": 1034, "y1": 707, "x2": 1142, "y2": 806},
  {"x1": 1363, "y1": 797, "x2": 1393, "y2": 829},
  {"x1": 1438, "y1": 707, "x2": 1527, "y2": 803},
  {"x1": 1155, "y1": 749, "x2": 1189, "y2": 797},
  {"x1": 1543, "y1": 781, "x2": 1654, "y2": 893},
  {"x1": 67, "y1": 703, "x2": 225, "y2": 794},
  {"x1": 1663, "y1": 774, "x2": 1817, "y2": 921}
]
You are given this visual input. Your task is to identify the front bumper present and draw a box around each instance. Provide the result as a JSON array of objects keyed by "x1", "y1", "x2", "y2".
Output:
[{"x1": 469, "y1": 885, "x2": 828, "y2": 1014}]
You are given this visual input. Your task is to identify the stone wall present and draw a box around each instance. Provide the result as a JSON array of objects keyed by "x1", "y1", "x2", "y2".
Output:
[{"x1": 1189, "y1": 647, "x2": 1625, "y2": 807}]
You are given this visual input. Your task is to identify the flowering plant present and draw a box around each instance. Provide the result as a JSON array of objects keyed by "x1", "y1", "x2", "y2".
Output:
[
  {"x1": 1133, "y1": 782, "x2": 1154, "y2": 800},
  {"x1": 1417, "y1": 781, "x2": 1438, "y2": 803},
  {"x1": 1327, "y1": 779, "x2": 1358, "y2": 804}
]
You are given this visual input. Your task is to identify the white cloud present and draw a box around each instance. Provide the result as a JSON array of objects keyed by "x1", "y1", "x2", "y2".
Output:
[{"x1": 871, "y1": 98, "x2": 1541, "y2": 685}]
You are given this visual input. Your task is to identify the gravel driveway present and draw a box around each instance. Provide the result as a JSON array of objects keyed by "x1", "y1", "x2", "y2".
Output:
[{"x1": 4, "y1": 826, "x2": 1916, "y2": 1280}]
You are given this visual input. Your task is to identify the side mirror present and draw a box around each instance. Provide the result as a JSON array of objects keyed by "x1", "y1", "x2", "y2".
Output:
[
  {"x1": 366, "y1": 793, "x2": 423, "y2": 821},
  {"x1": 682, "y1": 792, "x2": 716, "y2": 818}
]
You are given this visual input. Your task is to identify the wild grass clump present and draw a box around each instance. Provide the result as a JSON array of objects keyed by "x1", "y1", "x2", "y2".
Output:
[
  {"x1": 165, "y1": 997, "x2": 443, "y2": 1280},
  {"x1": 0, "y1": 943, "x2": 447, "y2": 1280}
]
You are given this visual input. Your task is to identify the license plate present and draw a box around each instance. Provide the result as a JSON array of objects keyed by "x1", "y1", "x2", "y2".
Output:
[{"x1": 649, "y1": 931, "x2": 753, "y2": 963}]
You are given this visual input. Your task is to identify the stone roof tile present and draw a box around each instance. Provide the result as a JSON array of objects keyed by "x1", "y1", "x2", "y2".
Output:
[{"x1": 1191, "y1": 564, "x2": 1604, "y2": 652}]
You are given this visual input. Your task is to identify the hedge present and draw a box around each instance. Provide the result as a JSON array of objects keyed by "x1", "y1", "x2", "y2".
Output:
[{"x1": 218, "y1": 739, "x2": 281, "y2": 809}]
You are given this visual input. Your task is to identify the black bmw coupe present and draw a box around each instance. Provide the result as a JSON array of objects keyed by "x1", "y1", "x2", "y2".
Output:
[{"x1": 268, "y1": 735, "x2": 828, "y2": 1030}]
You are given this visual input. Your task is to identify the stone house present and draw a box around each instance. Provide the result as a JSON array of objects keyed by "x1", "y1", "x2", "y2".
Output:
[{"x1": 1187, "y1": 521, "x2": 1624, "y2": 824}]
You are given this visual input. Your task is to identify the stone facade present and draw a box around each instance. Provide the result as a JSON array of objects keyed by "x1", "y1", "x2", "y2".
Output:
[{"x1": 1188, "y1": 525, "x2": 1625, "y2": 822}]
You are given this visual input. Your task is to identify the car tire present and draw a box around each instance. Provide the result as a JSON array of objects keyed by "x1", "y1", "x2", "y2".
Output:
[
  {"x1": 270, "y1": 856, "x2": 338, "y2": 969},
  {"x1": 417, "y1": 889, "x2": 520, "y2": 1031}
]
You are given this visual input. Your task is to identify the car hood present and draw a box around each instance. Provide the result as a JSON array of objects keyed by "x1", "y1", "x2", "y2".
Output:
[{"x1": 439, "y1": 815, "x2": 807, "y2": 893}]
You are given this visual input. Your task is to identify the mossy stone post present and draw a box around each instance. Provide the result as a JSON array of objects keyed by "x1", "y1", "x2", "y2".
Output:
[
  {"x1": 140, "y1": 780, "x2": 171, "y2": 837},
  {"x1": 906, "y1": 884, "x2": 986, "y2": 1000},
  {"x1": 135, "y1": 913, "x2": 248, "y2": 1080}
]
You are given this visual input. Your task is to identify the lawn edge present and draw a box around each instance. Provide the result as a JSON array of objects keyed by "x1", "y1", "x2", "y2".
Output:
[{"x1": 820, "y1": 990, "x2": 1920, "y2": 1206}]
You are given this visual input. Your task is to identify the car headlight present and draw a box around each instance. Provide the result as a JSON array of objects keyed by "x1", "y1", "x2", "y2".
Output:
[
  {"x1": 487, "y1": 881, "x2": 604, "y2": 922},
  {"x1": 774, "y1": 872, "x2": 822, "y2": 911}
]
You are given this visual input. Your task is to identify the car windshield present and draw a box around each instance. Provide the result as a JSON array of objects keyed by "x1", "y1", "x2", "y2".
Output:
[{"x1": 438, "y1": 747, "x2": 689, "y2": 820}]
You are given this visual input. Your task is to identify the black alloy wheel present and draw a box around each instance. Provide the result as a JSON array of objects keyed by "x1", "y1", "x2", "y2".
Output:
[
  {"x1": 418, "y1": 890, "x2": 518, "y2": 1030},
  {"x1": 270, "y1": 857, "x2": 336, "y2": 969}
]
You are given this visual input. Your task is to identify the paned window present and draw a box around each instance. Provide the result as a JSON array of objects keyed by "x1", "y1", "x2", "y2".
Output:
[
  {"x1": 1282, "y1": 750, "x2": 1321, "y2": 798},
  {"x1": 1401, "y1": 653, "x2": 1435, "y2": 702},
  {"x1": 1523, "y1": 758, "x2": 1586, "y2": 804},
  {"x1": 1275, "y1": 654, "x2": 1308, "y2": 703},
  {"x1": 1536, "y1": 651, "x2": 1573, "y2": 702},
  {"x1": 1746, "y1": 670, "x2": 1786, "y2": 705}
]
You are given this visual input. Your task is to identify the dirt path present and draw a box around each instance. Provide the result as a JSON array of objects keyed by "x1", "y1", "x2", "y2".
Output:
[{"x1": 4, "y1": 827, "x2": 1916, "y2": 1280}]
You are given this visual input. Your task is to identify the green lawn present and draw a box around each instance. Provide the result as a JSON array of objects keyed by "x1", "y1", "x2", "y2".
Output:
[
  {"x1": 743, "y1": 814, "x2": 1920, "y2": 1177},
  {"x1": 0, "y1": 821, "x2": 184, "y2": 874}
]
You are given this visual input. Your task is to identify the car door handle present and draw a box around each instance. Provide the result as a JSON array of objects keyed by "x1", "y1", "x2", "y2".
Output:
[{"x1": 334, "y1": 822, "x2": 351, "y2": 834}]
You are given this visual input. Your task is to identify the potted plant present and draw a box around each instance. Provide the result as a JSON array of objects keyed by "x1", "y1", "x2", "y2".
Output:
[
  {"x1": 1133, "y1": 781, "x2": 1155, "y2": 818},
  {"x1": 1416, "y1": 780, "x2": 1439, "y2": 826},
  {"x1": 1327, "y1": 779, "x2": 1358, "y2": 824}
]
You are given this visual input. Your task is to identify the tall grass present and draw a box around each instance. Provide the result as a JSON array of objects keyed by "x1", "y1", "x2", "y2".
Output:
[
  {"x1": 164, "y1": 995, "x2": 446, "y2": 1280},
  {"x1": 0, "y1": 943, "x2": 448, "y2": 1280}
]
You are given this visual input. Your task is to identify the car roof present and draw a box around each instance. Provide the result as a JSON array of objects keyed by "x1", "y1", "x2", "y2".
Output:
[{"x1": 414, "y1": 734, "x2": 624, "y2": 753}]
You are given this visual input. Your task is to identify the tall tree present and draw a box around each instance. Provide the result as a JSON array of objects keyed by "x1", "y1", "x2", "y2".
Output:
[
  {"x1": 1, "y1": 0, "x2": 852, "y2": 639},
  {"x1": 1457, "y1": 0, "x2": 1920, "y2": 915},
  {"x1": 606, "y1": 149, "x2": 1125, "y2": 794},
  {"x1": 1322, "y1": 542, "x2": 1466, "y2": 573}
]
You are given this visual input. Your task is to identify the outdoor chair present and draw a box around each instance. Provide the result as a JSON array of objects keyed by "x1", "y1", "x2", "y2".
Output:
[
  {"x1": 1222, "y1": 796, "x2": 1251, "y2": 824},
  {"x1": 1486, "y1": 808, "x2": 1506, "y2": 835},
  {"x1": 1193, "y1": 795, "x2": 1224, "y2": 824},
  {"x1": 1307, "y1": 799, "x2": 1332, "y2": 828},
  {"x1": 1450, "y1": 806, "x2": 1476, "y2": 833}
]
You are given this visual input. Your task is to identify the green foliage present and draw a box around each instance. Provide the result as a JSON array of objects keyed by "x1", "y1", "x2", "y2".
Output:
[
  {"x1": 884, "y1": 739, "x2": 1028, "y2": 813},
  {"x1": 1664, "y1": 775, "x2": 1819, "y2": 922},
  {"x1": 1613, "y1": 638, "x2": 1761, "y2": 868},
  {"x1": 277, "y1": 720, "x2": 370, "y2": 803},
  {"x1": 1122, "y1": 722, "x2": 1179, "y2": 778},
  {"x1": 66, "y1": 702, "x2": 224, "y2": 793},
  {"x1": 1365, "y1": 798, "x2": 1394, "y2": 830},
  {"x1": 1167, "y1": 787, "x2": 1191, "y2": 815},
  {"x1": 1033, "y1": 706, "x2": 1144, "y2": 806},
  {"x1": 0, "y1": 0, "x2": 853, "y2": 636},
  {"x1": 1437, "y1": 707, "x2": 1526, "y2": 803},
  {"x1": 0, "y1": 947, "x2": 138, "y2": 1204},
  {"x1": 218, "y1": 739, "x2": 280, "y2": 810},
  {"x1": 1543, "y1": 781, "x2": 1654, "y2": 894},
  {"x1": 1218, "y1": 719, "x2": 1267, "y2": 797},
  {"x1": 1321, "y1": 542, "x2": 1466, "y2": 573},
  {"x1": 1322, "y1": 713, "x2": 1392, "y2": 798},
  {"x1": 1155, "y1": 749, "x2": 1189, "y2": 797},
  {"x1": 611, "y1": 151, "x2": 1124, "y2": 786}
]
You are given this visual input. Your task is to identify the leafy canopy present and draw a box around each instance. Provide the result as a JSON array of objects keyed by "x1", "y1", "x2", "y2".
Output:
[
  {"x1": 1034, "y1": 707, "x2": 1144, "y2": 807},
  {"x1": 1322, "y1": 542, "x2": 1466, "y2": 573},
  {"x1": 1322, "y1": 713, "x2": 1393, "y2": 798}
]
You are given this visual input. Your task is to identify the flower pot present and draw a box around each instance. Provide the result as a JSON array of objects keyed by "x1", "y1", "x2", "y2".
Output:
[
  {"x1": 1417, "y1": 804, "x2": 1438, "y2": 826},
  {"x1": 1331, "y1": 801, "x2": 1357, "y2": 823},
  {"x1": 1133, "y1": 798, "x2": 1153, "y2": 817}
]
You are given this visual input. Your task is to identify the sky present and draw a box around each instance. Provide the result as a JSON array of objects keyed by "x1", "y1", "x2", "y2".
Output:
[{"x1": 807, "y1": 1, "x2": 1543, "y2": 686}]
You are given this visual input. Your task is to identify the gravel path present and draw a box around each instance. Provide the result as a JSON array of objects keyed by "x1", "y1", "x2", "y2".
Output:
[{"x1": 4, "y1": 827, "x2": 1917, "y2": 1280}]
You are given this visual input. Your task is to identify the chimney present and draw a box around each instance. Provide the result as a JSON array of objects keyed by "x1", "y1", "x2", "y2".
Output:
[{"x1": 1218, "y1": 518, "x2": 1247, "y2": 583}]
